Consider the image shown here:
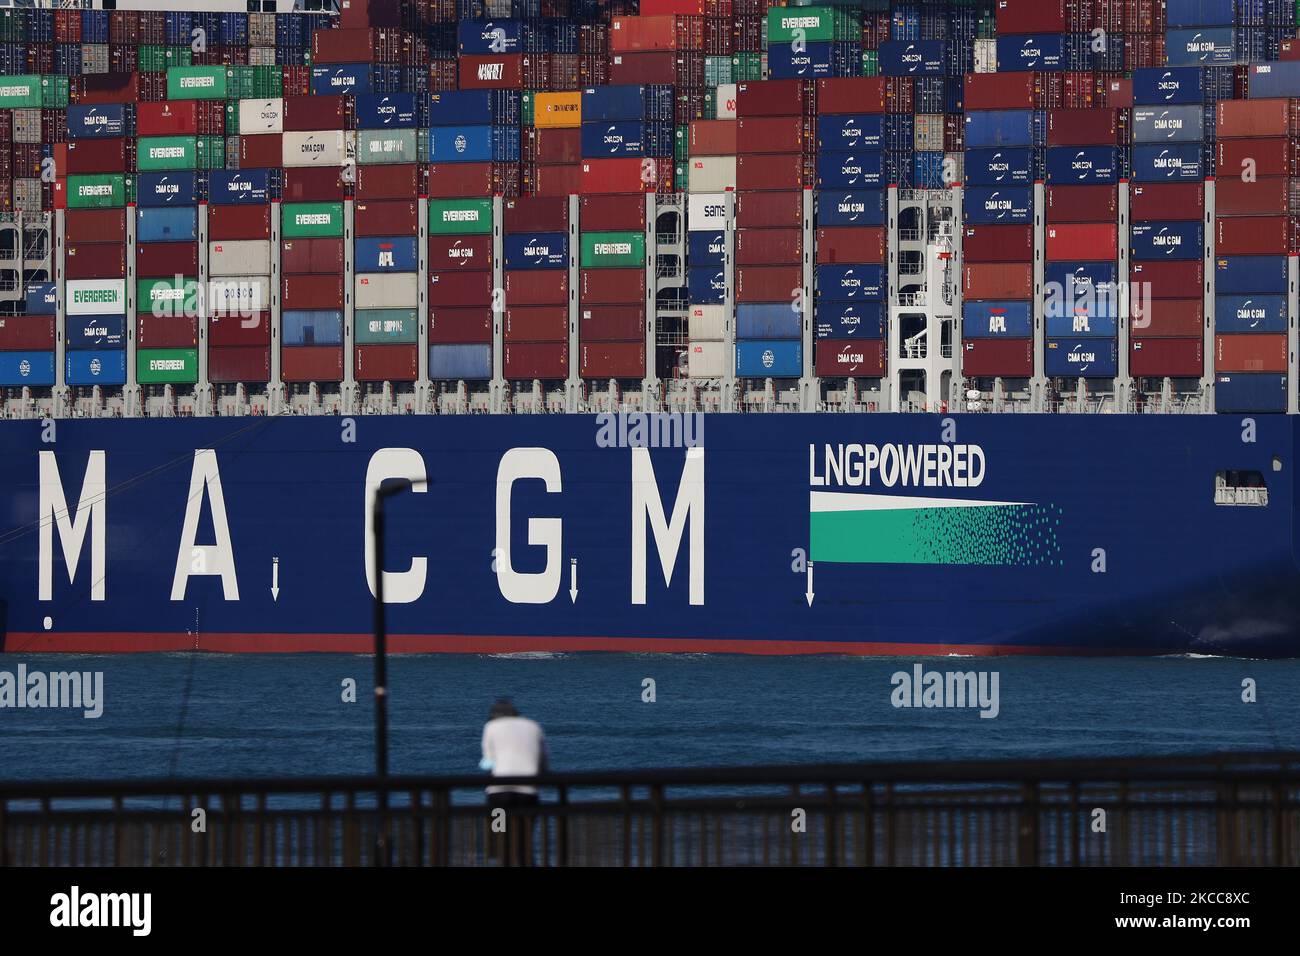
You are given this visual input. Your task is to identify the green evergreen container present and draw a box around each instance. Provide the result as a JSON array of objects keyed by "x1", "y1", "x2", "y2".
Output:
[
  {"x1": 428, "y1": 198, "x2": 493, "y2": 235},
  {"x1": 67, "y1": 174, "x2": 126, "y2": 209},
  {"x1": 137, "y1": 349, "x2": 199, "y2": 385},
  {"x1": 581, "y1": 232, "x2": 645, "y2": 269},
  {"x1": 166, "y1": 65, "x2": 228, "y2": 100},
  {"x1": 281, "y1": 202, "x2": 345, "y2": 238}
]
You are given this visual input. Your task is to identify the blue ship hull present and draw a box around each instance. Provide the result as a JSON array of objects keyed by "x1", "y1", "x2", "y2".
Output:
[{"x1": 0, "y1": 413, "x2": 1296, "y2": 656}]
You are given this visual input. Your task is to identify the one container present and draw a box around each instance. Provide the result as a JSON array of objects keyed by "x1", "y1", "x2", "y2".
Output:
[
  {"x1": 1213, "y1": 256, "x2": 1288, "y2": 294},
  {"x1": 815, "y1": 340, "x2": 886, "y2": 377},
  {"x1": 962, "y1": 339, "x2": 1034, "y2": 377},
  {"x1": 281, "y1": 346, "x2": 344, "y2": 383},
  {"x1": 281, "y1": 202, "x2": 345, "y2": 239},
  {"x1": 283, "y1": 309, "x2": 344, "y2": 347},
  {"x1": 355, "y1": 344, "x2": 418, "y2": 381},
  {"x1": 355, "y1": 273, "x2": 418, "y2": 311},
  {"x1": 504, "y1": 342, "x2": 569, "y2": 379},
  {"x1": 281, "y1": 239, "x2": 344, "y2": 275},
  {"x1": 1216, "y1": 216, "x2": 1290, "y2": 256},
  {"x1": 354, "y1": 237, "x2": 419, "y2": 273},
  {"x1": 580, "y1": 342, "x2": 645, "y2": 379},
  {"x1": 428, "y1": 198, "x2": 494, "y2": 235},
  {"x1": 735, "y1": 340, "x2": 802, "y2": 378},
  {"x1": 65, "y1": 350, "x2": 126, "y2": 386},
  {"x1": 962, "y1": 224, "x2": 1034, "y2": 262},
  {"x1": 736, "y1": 266, "x2": 802, "y2": 303},
  {"x1": 208, "y1": 347, "x2": 271, "y2": 383},
  {"x1": 505, "y1": 306, "x2": 567, "y2": 342},
  {"x1": 814, "y1": 301, "x2": 886, "y2": 339},
  {"x1": 1130, "y1": 222, "x2": 1203, "y2": 261},
  {"x1": 281, "y1": 130, "x2": 348, "y2": 168},
  {"x1": 963, "y1": 263, "x2": 1033, "y2": 300},
  {"x1": 65, "y1": 244, "x2": 126, "y2": 280},
  {"x1": 429, "y1": 235, "x2": 492, "y2": 272},
  {"x1": 429, "y1": 271, "x2": 495, "y2": 307},
  {"x1": 137, "y1": 348, "x2": 199, "y2": 384},
  {"x1": 1130, "y1": 298, "x2": 1205, "y2": 337},
  {"x1": 65, "y1": 314, "x2": 125, "y2": 350},
  {"x1": 428, "y1": 309, "x2": 492, "y2": 344},
  {"x1": 209, "y1": 206, "x2": 271, "y2": 241},
  {"x1": 1130, "y1": 339, "x2": 1205, "y2": 378},
  {"x1": 1214, "y1": 295, "x2": 1288, "y2": 334},
  {"x1": 580, "y1": 269, "x2": 647, "y2": 304},
  {"x1": 428, "y1": 343, "x2": 492, "y2": 380},
  {"x1": 1130, "y1": 261, "x2": 1205, "y2": 298},
  {"x1": 136, "y1": 206, "x2": 198, "y2": 243},
  {"x1": 962, "y1": 301, "x2": 1033, "y2": 338},
  {"x1": 209, "y1": 240, "x2": 272, "y2": 277},
  {"x1": 581, "y1": 306, "x2": 645, "y2": 342},
  {"x1": 66, "y1": 279, "x2": 126, "y2": 315},
  {"x1": 1044, "y1": 339, "x2": 1119, "y2": 378},
  {"x1": 136, "y1": 242, "x2": 199, "y2": 279},
  {"x1": 1129, "y1": 183, "x2": 1205, "y2": 222},
  {"x1": 736, "y1": 303, "x2": 801, "y2": 339},
  {"x1": 1214, "y1": 373, "x2": 1288, "y2": 412},
  {"x1": 1046, "y1": 223, "x2": 1117, "y2": 261},
  {"x1": 137, "y1": 171, "x2": 201, "y2": 207},
  {"x1": 1215, "y1": 333, "x2": 1287, "y2": 373},
  {"x1": 816, "y1": 227, "x2": 885, "y2": 264},
  {"x1": 283, "y1": 275, "x2": 345, "y2": 311},
  {"x1": 355, "y1": 200, "x2": 419, "y2": 237},
  {"x1": 1045, "y1": 185, "x2": 1118, "y2": 223},
  {"x1": 65, "y1": 209, "x2": 126, "y2": 244}
]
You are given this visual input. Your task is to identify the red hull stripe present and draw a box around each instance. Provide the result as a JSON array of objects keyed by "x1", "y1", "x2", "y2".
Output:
[{"x1": 4, "y1": 632, "x2": 1167, "y2": 656}]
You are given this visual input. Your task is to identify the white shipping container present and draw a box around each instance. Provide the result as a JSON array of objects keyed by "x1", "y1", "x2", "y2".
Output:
[
  {"x1": 974, "y1": 39, "x2": 997, "y2": 74},
  {"x1": 689, "y1": 305, "x2": 726, "y2": 341},
  {"x1": 688, "y1": 341, "x2": 727, "y2": 378},
  {"x1": 944, "y1": 152, "x2": 964, "y2": 186},
  {"x1": 714, "y1": 83, "x2": 738, "y2": 120},
  {"x1": 355, "y1": 273, "x2": 418, "y2": 310},
  {"x1": 913, "y1": 114, "x2": 945, "y2": 153},
  {"x1": 687, "y1": 156, "x2": 736, "y2": 193},
  {"x1": 281, "y1": 129, "x2": 348, "y2": 167},
  {"x1": 67, "y1": 279, "x2": 126, "y2": 316},
  {"x1": 208, "y1": 276, "x2": 271, "y2": 315},
  {"x1": 688, "y1": 193, "x2": 729, "y2": 232},
  {"x1": 239, "y1": 98, "x2": 284, "y2": 135},
  {"x1": 208, "y1": 240, "x2": 272, "y2": 276},
  {"x1": 248, "y1": 47, "x2": 277, "y2": 67},
  {"x1": 12, "y1": 109, "x2": 40, "y2": 144},
  {"x1": 357, "y1": 129, "x2": 418, "y2": 165}
]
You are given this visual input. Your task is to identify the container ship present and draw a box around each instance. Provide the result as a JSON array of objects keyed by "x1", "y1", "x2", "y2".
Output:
[{"x1": 0, "y1": 0, "x2": 1298, "y2": 657}]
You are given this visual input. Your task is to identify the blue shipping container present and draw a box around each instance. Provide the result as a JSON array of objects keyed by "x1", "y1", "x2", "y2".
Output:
[
  {"x1": 687, "y1": 231, "x2": 726, "y2": 265},
  {"x1": 995, "y1": 34, "x2": 1066, "y2": 72},
  {"x1": 136, "y1": 206, "x2": 198, "y2": 244},
  {"x1": 427, "y1": 125, "x2": 515, "y2": 163},
  {"x1": 208, "y1": 169, "x2": 270, "y2": 205},
  {"x1": 1131, "y1": 222, "x2": 1203, "y2": 260},
  {"x1": 815, "y1": 190, "x2": 886, "y2": 227},
  {"x1": 1215, "y1": 372, "x2": 1287, "y2": 411},
  {"x1": 1215, "y1": 294, "x2": 1288, "y2": 332},
  {"x1": 1045, "y1": 146, "x2": 1120, "y2": 184},
  {"x1": 961, "y1": 301, "x2": 1033, "y2": 338},
  {"x1": 25, "y1": 282, "x2": 56, "y2": 316},
  {"x1": 963, "y1": 186, "x2": 1033, "y2": 224},
  {"x1": 1130, "y1": 144, "x2": 1204, "y2": 181},
  {"x1": 1131, "y1": 105, "x2": 1206, "y2": 143},
  {"x1": 964, "y1": 110, "x2": 1038, "y2": 148},
  {"x1": 355, "y1": 237, "x2": 420, "y2": 273},
  {"x1": 1246, "y1": 60, "x2": 1300, "y2": 98},
  {"x1": 355, "y1": 93, "x2": 418, "y2": 129},
  {"x1": 816, "y1": 151, "x2": 885, "y2": 188},
  {"x1": 1214, "y1": 256, "x2": 1289, "y2": 294},
  {"x1": 136, "y1": 171, "x2": 200, "y2": 207},
  {"x1": 1045, "y1": 309, "x2": 1118, "y2": 338},
  {"x1": 66, "y1": 314, "x2": 126, "y2": 350},
  {"x1": 735, "y1": 340, "x2": 802, "y2": 377},
  {"x1": 504, "y1": 233, "x2": 567, "y2": 270},
  {"x1": 1164, "y1": 28, "x2": 1236, "y2": 66},
  {"x1": 0, "y1": 351, "x2": 55, "y2": 387},
  {"x1": 66, "y1": 350, "x2": 126, "y2": 386},
  {"x1": 688, "y1": 267, "x2": 726, "y2": 304},
  {"x1": 1133, "y1": 66, "x2": 1206, "y2": 105},
  {"x1": 283, "y1": 310, "x2": 343, "y2": 347},
  {"x1": 1045, "y1": 339, "x2": 1120, "y2": 377},
  {"x1": 963, "y1": 147, "x2": 1036, "y2": 186},
  {"x1": 767, "y1": 41, "x2": 860, "y2": 79},
  {"x1": 816, "y1": 264, "x2": 886, "y2": 301},
  {"x1": 310, "y1": 65, "x2": 373, "y2": 96},
  {"x1": 877, "y1": 40, "x2": 948, "y2": 76},
  {"x1": 580, "y1": 121, "x2": 672, "y2": 158},
  {"x1": 457, "y1": 19, "x2": 522, "y2": 54},
  {"x1": 429, "y1": 344, "x2": 492, "y2": 380},
  {"x1": 736, "y1": 303, "x2": 801, "y2": 339},
  {"x1": 1045, "y1": 261, "x2": 1119, "y2": 296},
  {"x1": 1166, "y1": 0, "x2": 1235, "y2": 27},
  {"x1": 581, "y1": 85, "x2": 674, "y2": 124},
  {"x1": 817, "y1": 115, "x2": 886, "y2": 151},
  {"x1": 427, "y1": 90, "x2": 520, "y2": 126},
  {"x1": 814, "y1": 300, "x2": 886, "y2": 339},
  {"x1": 65, "y1": 104, "x2": 127, "y2": 140}
]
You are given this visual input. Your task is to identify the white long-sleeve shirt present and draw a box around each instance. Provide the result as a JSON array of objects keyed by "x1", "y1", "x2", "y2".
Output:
[{"x1": 481, "y1": 716, "x2": 548, "y2": 795}]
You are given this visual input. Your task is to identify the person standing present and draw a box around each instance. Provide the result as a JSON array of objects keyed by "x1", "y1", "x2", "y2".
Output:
[{"x1": 480, "y1": 698, "x2": 548, "y2": 865}]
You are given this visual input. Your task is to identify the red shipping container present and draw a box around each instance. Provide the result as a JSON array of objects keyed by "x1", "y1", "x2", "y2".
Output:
[
  {"x1": 610, "y1": 15, "x2": 694, "y2": 52},
  {"x1": 355, "y1": 344, "x2": 418, "y2": 382},
  {"x1": 208, "y1": 346, "x2": 271, "y2": 383},
  {"x1": 581, "y1": 268, "x2": 646, "y2": 304},
  {"x1": 689, "y1": 120, "x2": 737, "y2": 156},
  {"x1": 355, "y1": 200, "x2": 418, "y2": 237},
  {"x1": 427, "y1": 162, "x2": 494, "y2": 197},
  {"x1": 1130, "y1": 338, "x2": 1203, "y2": 378},
  {"x1": 815, "y1": 339, "x2": 886, "y2": 378},
  {"x1": 65, "y1": 209, "x2": 126, "y2": 244},
  {"x1": 608, "y1": 51, "x2": 677, "y2": 85},
  {"x1": 313, "y1": 27, "x2": 385, "y2": 64},
  {"x1": 580, "y1": 194, "x2": 647, "y2": 230},
  {"x1": 640, "y1": 0, "x2": 706, "y2": 13},
  {"x1": 0, "y1": 316, "x2": 55, "y2": 350},
  {"x1": 239, "y1": 133, "x2": 283, "y2": 170},
  {"x1": 1046, "y1": 223, "x2": 1116, "y2": 261},
  {"x1": 209, "y1": 312, "x2": 270, "y2": 347},
  {"x1": 505, "y1": 196, "x2": 569, "y2": 233},
  {"x1": 208, "y1": 205, "x2": 271, "y2": 241},
  {"x1": 281, "y1": 346, "x2": 343, "y2": 383},
  {"x1": 282, "y1": 96, "x2": 349, "y2": 132},
  {"x1": 281, "y1": 238, "x2": 344, "y2": 275},
  {"x1": 428, "y1": 235, "x2": 492, "y2": 272},
  {"x1": 737, "y1": 79, "x2": 804, "y2": 117},
  {"x1": 505, "y1": 306, "x2": 568, "y2": 342},
  {"x1": 532, "y1": 162, "x2": 583, "y2": 196},
  {"x1": 283, "y1": 275, "x2": 344, "y2": 311},
  {"x1": 79, "y1": 72, "x2": 139, "y2": 104},
  {"x1": 816, "y1": 227, "x2": 884, "y2": 264},
  {"x1": 962, "y1": 72, "x2": 1037, "y2": 111},
  {"x1": 1045, "y1": 184, "x2": 1118, "y2": 223},
  {"x1": 735, "y1": 191, "x2": 803, "y2": 228},
  {"x1": 736, "y1": 265, "x2": 801, "y2": 302},
  {"x1": 356, "y1": 163, "x2": 419, "y2": 200},
  {"x1": 1216, "y1": 138, "x2": 1298, "y2": 179},
  {"x1": 962, "y1": 338, "x2": 1035, "y2": 377},
  {"x1": 137, "y1": 315, "x2": 198, "y2": 349},
  {"x1": 996, "y1": 0, "x2": 1067, "y2": 34},
  {"x1": 429, "y1": 308, "x2": 492, "y2": 344},
  {"x1": 460, "y1": 55, "x2": 524, "y2": 90},
  {"x1": 534, "y1": 129, "x2": 581, "y2": 164},
  {"x1": 1129, "y1": 182, "x2": 1204, "y2": 222},
  {"x1": 815, "y1": 77, "x2": 887, "y2": 115},
  {"x1": 1104, "y1": 78, "x2": 1134, "y2": 109},
  {"x1": 964, "y1": 224, "x2": 1033, "y2": 263},
  {"x1": 1130, "y1": 262, "x2": 1204, "y2": 300},
  {"x1": 736, "y1": 117, "x2": 803, "y2": 154},
  {"x1": 136, "y1": 242, "x2": 199, "y2": 278},
  {"x1": 580, "y1": 305, "x2": 645, "y2": 341},
  {"x1": 504, "y1": 342, "x2": 568, "y2": 379},
  {"x1": 1282, "y1": 37, "x2": 1300, "y2": 60},
  {"x1": 736, "y1": 153, "x2": 803, "y2": 191},
  {"x1": 64, "y1": 243, "x2": 126, "y2": 279},
  {"x1": 282, "y1": 167, "x2": 347, "y2": 202},
  {"x1": 963, "y1": 263, "x2": 1033, "y2": 299},
  {"x1": 1216, "y1": 216, "x2": 1289, "y2": 255},
  {"x1": 580, "y1": 158, "x2": 649, "y2": 194},
  {"x1": 66, "y1": 139, "x2": 127, "y2": 175},
  {"x1": 1046, "y1": 109, "x2": 1118, "y2": 146},
  {"x1": 429, "y1": 271, "x2": 494, "y2": 307},
  {"x1": 506, "y1": 270, "x2": 569, "y2": 306},
  {"x1": 581, "y1": 341, "x2": 645, "y2": 378},
  {"x1": 1214, "y1": 177, "x2": 1289, "y2": 218},
  {"x1": 735, "y1": 227, "x2": 802, "y2": 265},
  {"x1": 1215, "y1": 334, "x2": 1287, "y2": 373},
  {"x1": 1130, "y1": 298, "x2": 1204, "y2": 337},
  {"x1": 1215, "y1": 99, "x2": 1300, "y2": 139},
  {"x1": 136, "y1": 101, "x2": 197, "y2": 136}
]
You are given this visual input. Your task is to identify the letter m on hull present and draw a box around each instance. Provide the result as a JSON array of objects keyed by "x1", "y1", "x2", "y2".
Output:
[
  {"x1": 632, "y1": 448, "x2": 704, "y2": 606},
  {"x1": 39, "y1": 451, "x2": 106, "y2": 601}
]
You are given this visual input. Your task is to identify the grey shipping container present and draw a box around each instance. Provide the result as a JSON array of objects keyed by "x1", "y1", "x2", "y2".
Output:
[
  {"x1": 355, "y1": 272, "x2": 418, "y2": 310},
  {"x1": 209, "y1": 240, "x2": 272, "y2": 276}
]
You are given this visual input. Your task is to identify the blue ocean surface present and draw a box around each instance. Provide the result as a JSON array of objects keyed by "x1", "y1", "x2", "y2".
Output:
[{"x1": 0, "y1": 654, "x2": 1297, "y2": 782}]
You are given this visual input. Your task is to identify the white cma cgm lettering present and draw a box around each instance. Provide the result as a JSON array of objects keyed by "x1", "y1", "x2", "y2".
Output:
[{"x1": 808, "y1": 444, "x2": 986, "y2": 488}]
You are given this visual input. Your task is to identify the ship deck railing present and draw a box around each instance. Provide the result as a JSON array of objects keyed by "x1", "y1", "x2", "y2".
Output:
[{"x1": 2, "y1": 752, "x2": 1297, "y2": 867}]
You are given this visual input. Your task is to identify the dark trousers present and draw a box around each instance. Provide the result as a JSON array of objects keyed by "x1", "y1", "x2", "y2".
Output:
[{"x1": 488, "y1": 791, "x2": 539, "y2": 866}]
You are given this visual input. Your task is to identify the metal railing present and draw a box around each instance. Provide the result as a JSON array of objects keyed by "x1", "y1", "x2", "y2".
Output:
[{"x1": 2, "y1": 752, "x2": 1297, "y2": 867}]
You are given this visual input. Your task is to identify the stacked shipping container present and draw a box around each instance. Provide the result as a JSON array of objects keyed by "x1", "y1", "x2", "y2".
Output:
[{"x1": 430, "y1": 196, "x2": 493, "y2": 381}]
